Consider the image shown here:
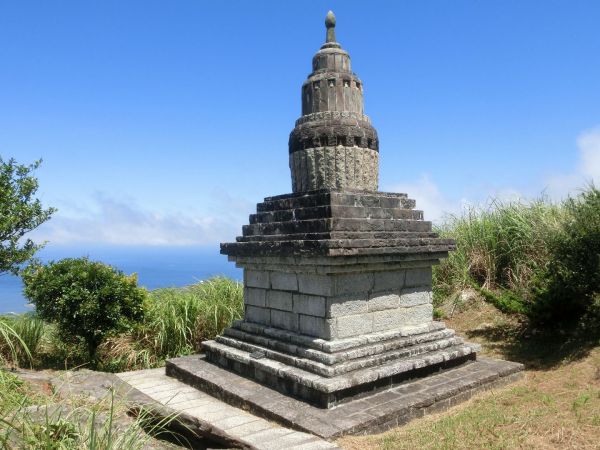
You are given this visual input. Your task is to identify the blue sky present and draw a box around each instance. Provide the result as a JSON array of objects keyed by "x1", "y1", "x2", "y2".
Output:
[{"x1": 2, "y1": 1, "x2": 599, "y2": 247}]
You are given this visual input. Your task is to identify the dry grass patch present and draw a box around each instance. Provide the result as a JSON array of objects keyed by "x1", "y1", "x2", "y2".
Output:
[{"x1": 337, "y1": 297, "x2": 600, "y2": 450}]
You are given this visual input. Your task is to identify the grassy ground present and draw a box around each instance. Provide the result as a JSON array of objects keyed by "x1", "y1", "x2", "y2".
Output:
[
  {"x1": 338, "y1": 297, "x2": 600, "y2": 450},
  {"x1": 0, "y1": 368, "x2": 178, "y2": 449}
]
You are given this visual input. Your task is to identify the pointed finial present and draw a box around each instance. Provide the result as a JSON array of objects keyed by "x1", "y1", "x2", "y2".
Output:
[{"x1": 325, "y1": 10, "x2": 336, "y2": 43}]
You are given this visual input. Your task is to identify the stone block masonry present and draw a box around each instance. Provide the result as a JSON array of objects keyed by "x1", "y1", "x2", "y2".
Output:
[{"x1": 240, "y1": 264, "x2": 433, "y2": 340}]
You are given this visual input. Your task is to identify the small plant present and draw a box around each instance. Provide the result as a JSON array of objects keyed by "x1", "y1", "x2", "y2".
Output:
[
  {"x1": 22, "y1": 258, "x2": 146, "y2": 364},
  {"x1": 0, "y1": 318, "x2": 32, "y2": 366}
]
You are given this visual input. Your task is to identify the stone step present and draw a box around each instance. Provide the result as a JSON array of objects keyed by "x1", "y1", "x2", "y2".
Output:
[
  {"x1": 116, "y1": 368, "x2": 339, "y2": 450},
  {"x1": 257, "y1": 190, "x2": 413, "y2": 213},
  {"x1": 232, "y1": 320, "x2": 448, "y2": 353},
  {"x1": 222, "y1": 239, "x2": 453, "y2": 258},
  {"x1": 214, "y1": 333, "x2": 464, "y2": 377},
  {"x1": 165, "y1": 354, "x2": 524, "y2": 438},
  {"x1": 200, "y1": 340, "x2": 480, "y2": 407},
  {"x1": 237, "y1": 230, "x2": 439, "y2": 242},
  {"x1": 242, "y1": 218, "x2": 433, "y2": 237},
  {"x1": 249, "y1": 205, "x2": 423, "y2": 224},
  {"x1": 221, "y1": 325, "x2": 457, "y2": 366}
]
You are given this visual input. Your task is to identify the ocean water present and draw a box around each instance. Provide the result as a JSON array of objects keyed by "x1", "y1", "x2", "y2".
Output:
[{"x1": 0, "y1": 245, "x2": 242, "y2": 314}]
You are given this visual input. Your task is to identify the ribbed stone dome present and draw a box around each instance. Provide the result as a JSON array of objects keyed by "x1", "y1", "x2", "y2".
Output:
[{"x1": 288, "y1": 11, "x2": 379, "y2": 193}]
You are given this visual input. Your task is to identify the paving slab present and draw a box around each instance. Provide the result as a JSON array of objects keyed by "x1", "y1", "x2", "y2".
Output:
[
  {"x1": 166, "y1": 354, "x2": 524, "y2": 439},
  {"x1": 116, "y1": 369, "x2": 339, "y2": 450}
]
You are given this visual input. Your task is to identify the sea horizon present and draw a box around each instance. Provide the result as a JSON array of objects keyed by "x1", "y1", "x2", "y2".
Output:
[{"x1": 0, "y1": 244, "x2": 242, "y2": 314}]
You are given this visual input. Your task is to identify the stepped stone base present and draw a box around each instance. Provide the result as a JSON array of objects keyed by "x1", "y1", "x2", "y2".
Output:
[
  {"x1": 203, "y1": 320, "x2": 480, "y2": 408},
  {"x1": 166, "y1": 354, "x2": 524, "y2": 438}
]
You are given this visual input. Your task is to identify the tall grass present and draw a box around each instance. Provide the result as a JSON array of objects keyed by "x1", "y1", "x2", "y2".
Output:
[
  {"x1": 2, "y1": 277, "x2": 243, "y2": 372},
  {"x1": 143, "y1": 276, "x2": 243, "y2": 358},
  {"x1": 98, "y1": 277, "x2": 243, "y2": 370},
  {"x1": 434, "y1": 186, "x2": 600, "y2": 327},
  {"x1": 434, "y1": 197, "x2": 564, "y2": 298},
  {"x1": 0, "y1": 316, "x2": 40, "y2": 367}
]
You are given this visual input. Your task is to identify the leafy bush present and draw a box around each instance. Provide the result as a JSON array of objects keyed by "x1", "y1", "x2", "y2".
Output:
[
  {"x1": 22, "y1": 258, "x2": 146, "y2": 362},
  {"x1": 530, "y1": 186, "x2": 600, "y2": 326},
  {"x1": 0, "y1": 157, "x2": 55, "y2": 276}
]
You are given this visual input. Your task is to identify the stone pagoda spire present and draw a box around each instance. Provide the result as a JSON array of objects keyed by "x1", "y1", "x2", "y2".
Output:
[{"x1": 289, "y1": 11, "x2": 379, "y2": 192}]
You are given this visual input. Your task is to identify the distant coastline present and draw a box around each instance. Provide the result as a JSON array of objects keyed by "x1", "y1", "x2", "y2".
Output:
[{"x1": 0, "y1": 244, "x2": 242, "y2": 314}]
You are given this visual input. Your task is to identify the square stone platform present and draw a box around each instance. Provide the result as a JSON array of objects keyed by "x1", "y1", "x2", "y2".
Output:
[{"x1": 166, "y1": 354, "x2": 523, "y2": 438}]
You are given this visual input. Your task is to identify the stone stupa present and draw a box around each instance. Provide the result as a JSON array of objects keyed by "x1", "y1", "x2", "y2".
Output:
[{"x1": 167, "y1": 11, "x2": 522, "y2": 435}]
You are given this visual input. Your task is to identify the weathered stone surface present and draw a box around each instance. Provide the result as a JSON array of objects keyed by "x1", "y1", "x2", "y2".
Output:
[
  {"x1": 202, "y1": 338, "x2": 480, "y2": 406},
  {"x1": 326, "y1": 294, "x2": 368, "y2": 318},
  {"x1": 405, "y1": 268, "x2": 432, "y2": 288},
  {"x1": 290, "y1": 147, "x2": 379, "y2": 192},
  {"x1": 117, "y1": 368, "x2": 339, "y2": 449},
  {"x1": 294, "y1": 294, "x2": 327, "y2": 317},
  {"x1": 271, "y1": 309, "x2": 298, "y2": 331},
  {"x1": 166, "y1": 354, "x2": 524, "y2": 438},
  {"x1": 267, "y1": 290, "x2": 294, "y2": 312},
  {"x1": 335, "y1": 313, "x2": 373, "y2": 338},
  {"x1": 333, "y1": 272, "x2": 373, "y2": 295},
  {"x1": 399, "y1": 287, "x2": 432, "y2": 307},
  {"x1": 271, "y1": 272, "x2": 299, "y2": 291},
  {"x1": 245, "y1": 270, "x2": 270, "y2": 289},
  {"x1": 246, "y1": 305, "x2": 270, "y2": 326},
  {"x1": 298, "y1": 315, "x2": 334, "y2": 339},
  {"x1": 368, "y1": 293, "x2": 400, "y2": 312},
  {"x1": 373, "y1": 304, "x2": 433, "y2": 331},
  {"x1": 298, "y1": 274, "x2": 334, "y2": 297},
  {"x1": 373, "y1": 269, "x2": 406, "y2": 292},
  {"x1": 245, "y1": 287, "x2": 266, "y2": 307}
]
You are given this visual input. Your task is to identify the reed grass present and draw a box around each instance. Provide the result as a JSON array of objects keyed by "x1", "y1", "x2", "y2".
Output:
[
  {"x1": 141, "y1": 276, "x2": 243, "y2": 358},
  {"x1": 433, "y1": 196, "x2": 565, "y2": 306},
  {"x1": 0, "y1": 316, "x2": 35, "y2": 367},
  {"x1": 96, "y1": 276, "x2": 243, "y2": 371}
]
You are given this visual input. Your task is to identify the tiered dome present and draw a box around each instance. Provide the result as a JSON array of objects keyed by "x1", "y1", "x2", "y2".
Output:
[{"x1": 289, "y1": 11, "x2": 379, "y2": 192}]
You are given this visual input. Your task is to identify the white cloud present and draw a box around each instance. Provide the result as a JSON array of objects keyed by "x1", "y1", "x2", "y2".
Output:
[
  {"x1": 387, "y1": 126, "x2": 600, "y2": 223},
  {"x1": 545, "y1": 126, "x2": 600, "y2": 200},
  {"x1": 29, "y1": 194, "x2": 248, "y2": 246},
  {"x1": 578, "y1": 127, "x2": 600, "y2": 181}
]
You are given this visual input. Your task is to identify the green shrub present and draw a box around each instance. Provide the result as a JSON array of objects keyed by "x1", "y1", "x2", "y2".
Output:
[
  {"x1": 529, "y1": 186, "x2": 600, "y2": 326},
  {"x1": 22, "y1": 258, "x2": 146, "y2": 362}
]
